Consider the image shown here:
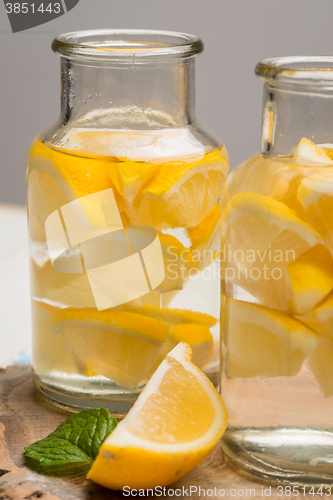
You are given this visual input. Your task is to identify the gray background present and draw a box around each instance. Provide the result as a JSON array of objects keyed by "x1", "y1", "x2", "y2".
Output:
[{"x1": 1, "y1": 0, "x2": 333, "y2": 205}]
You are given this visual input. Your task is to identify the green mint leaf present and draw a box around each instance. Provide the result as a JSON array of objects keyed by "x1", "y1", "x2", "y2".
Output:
[{"x1": 24, "y1": 408, "x2": 117, "y2": 467}]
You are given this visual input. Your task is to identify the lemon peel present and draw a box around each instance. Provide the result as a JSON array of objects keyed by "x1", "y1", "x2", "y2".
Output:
[{"x1": 88, "y1": 343, "x2": 228, "y2": 490}]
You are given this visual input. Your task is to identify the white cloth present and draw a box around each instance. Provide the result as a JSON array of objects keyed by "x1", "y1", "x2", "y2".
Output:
[{"x1": 0, "y1": 206, "x2": 31, "y2": 366}]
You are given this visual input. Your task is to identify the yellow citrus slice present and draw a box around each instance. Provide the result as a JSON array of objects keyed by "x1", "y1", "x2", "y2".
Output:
[
  {"x1": 311, "y1": 291, "x2": 333, "y2": 340},
  {"x1": 156, "y1": 232, "x2": 198, "y2": 293},
  {"x1": 27, "y1": 140, "x2": 128, "y2": 240},
  {"x1": 222, "y1": 297, "x2": 320, "y2": 378},
  {"x1": 105, "y1": 157, "x2": 162, "y2": 228},
  {"x1": 144, "y1": 150, "x2": 228, "y2": 228},
  {"x1": 221, "y1": 192, "x2": 321, "y2": 282},
  {"x1": 221, "y1": 152, "x2": 306, "y2": 218},
  {"x1": 292, "y1": 139, "x2": 333, "y2": 256},
  {"x1": 293, "y1": 137, "x2": 333, "y2": 166},
  {"x1": 88, "y1": 342, "x2": 228, "y2": 490},
  {"x1": 236, "y1": 244, "x2": 333, "y2": 316},
  {"x1": 307, "y1": 336, "x2": 333, "y2": 398},
  {"x1": 105, "y1": 157, "x2": 160, "y2": 203},
  {"x1": 187, "y1": 204, "x2": 221, "y2": 269},
  {"x1": 30, "y1": 257, "x2": 98, "y2": 309},
  {"x1": 126, "y1": 306, "x2": 216, "y2": 371},
  {"x1": 127, "y1": 304, "x2": 217, "y2": 327},
  {"x1": 166, "y1": 324, "x2": 214, "y2": 369},
  {"x1": 295, "y1": 312, "x2": 327, "y2": 337},
  {"x1": 298, "y1": 172, "x2": 333, "y2": 257},
  {"x1": 31, "y1": 301, "x2": 78, "y2": 375},
  {"x1": 51, "y1": 308, "x2": 170, "y2": 389},
  {"x1": 222, "y1": 139, "x2": 333, "y2": 226},
  {"x1": 287, "y1": 244, "x2": 333, "y2": 314}
]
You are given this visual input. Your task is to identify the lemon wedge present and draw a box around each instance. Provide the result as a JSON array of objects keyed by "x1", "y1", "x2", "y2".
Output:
[
  {"x1": 156, "y1": 232, "x2": 198, "y2": 293},
  {"x1": 222, "y1": 297, "x2": 320, "y2": 378},
  {"x1": 144, "y1": 150, "x2": 228, "y2": 228},
  {"x1": 222, "y1": 152, "x2": 305, "y2": 217},
  {"x1": 51, "y1": 308, "x2": 170, "y2": 389},
  {"x1": 27, "y1": 140, "x2": 128, "y2": 240},
  {"x1": 127, "y1": 304, "x2": 217, "y2": 327},
  {"x1": 296, "y1": 312, "x2": 328, "y2": 337},
  {"x1": 311, "y1": 291, "x2": 333, "y2": 340},
  {"x1": 126, "y1": 306, "x2": 216, "y2": 371},
  {"x1": 88, "y1": 343, "x2": 228, "y2": 490},
  {"x1": 237, "y1": 244, "x2": 333, "y2": 316},
  {"x1": 106, "y1": 158, "x2": 159, "y2": 203},
  {"x1": 166, "y1": 324, "x2": 214, "y2": 369},
  {"x1": 294, "y1": 137, "x2": 333, "y2": 166},
  {"x1": 187, "y1": 204, "x2": 221, "y2": 269},
  {"x1": 287, "y1": 244, "x2": 333, "y2": 314},
  {"x1": 298, "y1": 171, "x2": 333, "y2": 257},
  {"x1": 221, "y1": 192, "x2": 321, "y2": 282},
  {"x1": 32, "y1": 301, "x2": 78, "y2": 375}
]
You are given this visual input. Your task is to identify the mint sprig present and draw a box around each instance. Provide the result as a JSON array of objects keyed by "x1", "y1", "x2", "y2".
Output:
[{"x1": 25, "y1": 408, "x2": 117, "y2": 467}]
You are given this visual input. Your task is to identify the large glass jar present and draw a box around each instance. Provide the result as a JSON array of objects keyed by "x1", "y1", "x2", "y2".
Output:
[
  {"x1": 26, "y1": 30, "x2": 228, "y2": 415},
  {"x1": 221, "y1": 57, "x2": 333, "y2": 485}
]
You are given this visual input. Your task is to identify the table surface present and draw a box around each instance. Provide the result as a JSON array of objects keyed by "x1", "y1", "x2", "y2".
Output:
[
  {"x1": 0, "y1": 204, "x2": 31, "y2": 367},
  {"x1": 0, "y1": 365, "x2": 327, "y2": 500}
]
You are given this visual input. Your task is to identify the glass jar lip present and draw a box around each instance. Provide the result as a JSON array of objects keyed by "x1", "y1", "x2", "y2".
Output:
[
  {"x1": 255, "y1": 56, "x2": 333, "y2": 87},
  {"x1": 52, "y1": 29, "x2": 204, "y2": 62}
]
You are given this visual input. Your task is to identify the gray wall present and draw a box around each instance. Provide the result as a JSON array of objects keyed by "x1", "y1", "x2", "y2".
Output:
[{"x1": 1, "y1": 0, "x2": 333, "y2": 205}]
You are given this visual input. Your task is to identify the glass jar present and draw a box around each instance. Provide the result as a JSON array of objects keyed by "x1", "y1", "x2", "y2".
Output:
[
  {"x1": 221, "y1": 57, "x2": 333, "y2": 485},
  {"x1": 26, "y1": 30, "x2": 229, "y2": 415}
]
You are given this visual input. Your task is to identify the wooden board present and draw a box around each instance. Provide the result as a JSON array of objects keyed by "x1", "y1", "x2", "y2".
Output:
[{"x1": 0, "y1": 365, "x2": 327, "y2": 499}]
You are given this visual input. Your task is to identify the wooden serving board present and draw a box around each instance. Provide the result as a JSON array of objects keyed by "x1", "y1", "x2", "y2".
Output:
[{"x1": 0, "y1": 365, "x2": 326, "y2": 499}]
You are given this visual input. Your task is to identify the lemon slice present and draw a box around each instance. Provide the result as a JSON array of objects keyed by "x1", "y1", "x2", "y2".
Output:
[
  {"x1": 144, "y1": 150, "x2": 228, "y2": 228},
  {"x1": 222, "y1": 152, "x2": 306, "y2": 217},
  {"x1": 187, "y1": 204, "x2": 221, "y2": 269},
  {"x1": 166, "y1": 324, "x2": 214, "y2": 369},
  {"x1": 105, "y1": 158, "x2": 161, "y2": 228},
  {"x1": 298, "y1": 171, "x2": 333, "y2": 257},
  {"x1": 29, "y1": 141, "x2": 125, "y2": 202},
  {"x1": 221, "y1": 192, "x2": 321, "y2": 281},
  {"x1": 236, "y1": 244, "x2": 333, "y2": 316},
  {"x1": 311, "y1": 291, "x2": 333, "y2": 340},
  {"x1": 30, "y1": 257, "x2": 97, "y2": 309},
  {"x1": 106, "y1": 158, "x2": 160, "y2": 203},
  {"x1": 127, "y1": 304, "x2": 217, "y2": 327},
  {"x1": 156, "y1": 232, "x2": 198, "y2": 293},
  {"x1": 287, "y1": 244, "x2": 333, "y2": 314},
  {"x1": 150, "y1": 324, "x2": 214, "y2": 374},
  {"x1": 32, "y1": 301, "x2": 78, "y2": 375},
  {"x1": 88, "y1": 342, "x2": 228, "y2": 490},
  {"x1": 307, "y1": 336, "x2": 333, "y2": 398},
  {"x1": 294, "y1": 139, "x2": 333, "y2": 256},
  {"x1": 222, "y1": 297, "x2": 320, "y2": 378},
  {"x1": 51, "y1": 308, "x2": 170, "y2": 389},
  {"x1": 27, "y1": 140, "x2": 128, "y2": 240},
  {"x1": 296, "y1": 312, "x2": 328, "y2": 337},
  {"x1": 294, "y1": 138, "x2": 333, "y2": 166},
  {"x1": 127, "y1": 306, "x2": 216, "y2": 371}
]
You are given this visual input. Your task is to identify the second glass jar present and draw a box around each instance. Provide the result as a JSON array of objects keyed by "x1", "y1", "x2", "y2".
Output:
[{"x1": 221, "y1": 56, "x2": 333, "y2": 485}]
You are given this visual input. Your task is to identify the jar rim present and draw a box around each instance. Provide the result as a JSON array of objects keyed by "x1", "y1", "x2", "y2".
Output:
[
  {"x1": 52, "y1": 29, "x2": 204, "y2": 62},
  {"x1": 255, "y1": 56, "x2": 333, "y2": 87}
]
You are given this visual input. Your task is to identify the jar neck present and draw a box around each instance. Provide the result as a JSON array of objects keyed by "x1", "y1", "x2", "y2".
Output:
[
  {"x1": 60, "y1": 58, "x2": 196, "y2": 128},
  {"x1": 260, "y1": 82, "x2": 333, "y2": 156}
]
